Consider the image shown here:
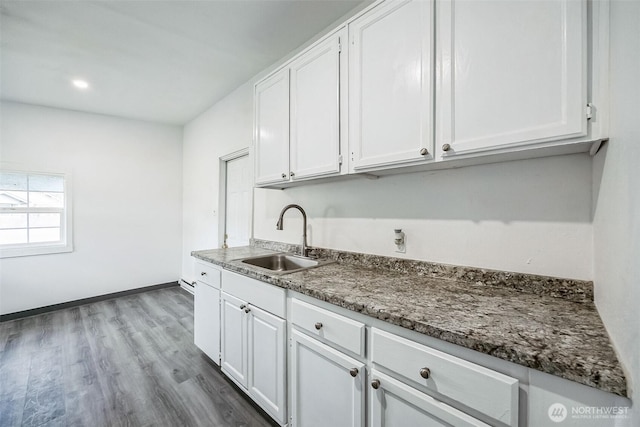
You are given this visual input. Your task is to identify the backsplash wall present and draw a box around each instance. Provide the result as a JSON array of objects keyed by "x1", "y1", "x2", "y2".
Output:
[{"x1": 254, "y1": 153, "x2": 593, "y2": 280}]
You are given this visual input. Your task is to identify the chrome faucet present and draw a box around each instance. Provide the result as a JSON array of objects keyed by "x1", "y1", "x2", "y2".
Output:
[{"x1": 276, "y1": 204, "x2": 309, "y2": 257}]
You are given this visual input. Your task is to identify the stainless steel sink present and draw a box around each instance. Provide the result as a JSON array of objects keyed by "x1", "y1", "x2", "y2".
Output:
[{"x1": 237, "y1": 253, "x2": 334, "y2": 274}]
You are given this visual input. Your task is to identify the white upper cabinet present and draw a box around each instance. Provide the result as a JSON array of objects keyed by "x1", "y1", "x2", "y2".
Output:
[
  {"x1": 254, "y1": 29, "x2": 346, "y2": 187},
  {"x1": 436, "y1": 0, "x2": 588, "y2": 158},
  {"x1": 254, "y1": 69, "x2": 290, "y2": 185},
  {"x1": 349, "y1": 0, "x2": 435, "y2": 172},
  {"x1": 290, "y1": 30, "x2": 344, "y2": 181},
  {"x1": 253, "y1": 0, "x2": 604, "y2": 183}
]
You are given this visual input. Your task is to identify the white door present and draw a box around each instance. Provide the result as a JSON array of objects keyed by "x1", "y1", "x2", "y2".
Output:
[
  {"x1": 224, "y1": 153, "x2": 251, "y2": 248},
  {"x1": 436, "y1": 0, "x2": 587, "y2": 157},
  {"x1": 248, "y1": 305, "x2": 286, "y2": 425},
  {"x1": 349, "y1": 0, "x2": 434, "y2": 172},
  {"x1": 221, "y1": 291, "x2": 248, "y2": 388},
  {"x1": 290, "y1": 329, "x2": 365, "y2": 427},
  {"x1": 194, "y1": 281, "x2": 220, "y2": 365},
  {"x1": 370, "y1": 370, "x2": 489, "y2": 427},
  {"x1": 254, "y1": 69, "x2": 290, "y2": 185},
  {"x1": 289, "y1": 30, "x2": 343, "y2": 180}
]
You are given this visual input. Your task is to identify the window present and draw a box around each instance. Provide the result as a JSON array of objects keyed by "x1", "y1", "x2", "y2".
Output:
[{"x1": 0, "y1": 170, "x2": 73, "y2": 258}]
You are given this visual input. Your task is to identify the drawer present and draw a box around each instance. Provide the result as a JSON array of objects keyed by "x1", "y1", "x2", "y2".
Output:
[
  {"x1": 291, "y1": 298, "x2": 365, "y2": 357},
  {"x1": 194, "y1": 260, "x2": 221, "y2": 288},
  {"x1": 370, "y1": 369, "x2": 490, "y2": 427},
  {"x1": 222, "y1": 270, "x2": 286, "y2": 318},
  {"x1": 371, "y1": 328, "x2": 518, "y2": 427}
]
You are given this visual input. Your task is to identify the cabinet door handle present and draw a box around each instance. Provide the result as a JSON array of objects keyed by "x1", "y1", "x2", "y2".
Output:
[
  {"x1": 239, "y1": 304, "x2": 246, "y2": 310},
  {"x1": 442, "y1": 143, "x2": 451, "y2": 152},
  {"x1": 244, "y1": 307, "x2": 251, "y2": 313},
  {"x1": 200, "y1": 271, "x2": 207, "y2": 276},
  {"x1": 281, "y1": 173, "x2": 287, "y2": 179},
  {"x1": 349, "y1": 368, "x2": 359, "y2": 378},
  {"x1": 419, "y1": 148, "x2": 428, "y2": 156},
  {"x1": 419, "y1": 367, "x2": 431, "y2": 379},
  {"x1": 371, "y1": 379, "x2": 381, "y2": 389},
  {"x1": 290, "y1": 171, "x2": 295, "y2": 177},
  {"x1": 314, "y1": 322, "x2": 323, "y2": 330}
]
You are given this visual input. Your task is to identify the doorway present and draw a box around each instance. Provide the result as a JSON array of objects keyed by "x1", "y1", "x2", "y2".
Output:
[{"x1": 220, "y1": 149, "x2": 252, "y2": 248}]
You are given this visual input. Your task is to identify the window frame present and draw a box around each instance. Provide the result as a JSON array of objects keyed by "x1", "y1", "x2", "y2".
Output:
[{"x1": 0, "y1": 167, "x2": 73, "y2": 258}]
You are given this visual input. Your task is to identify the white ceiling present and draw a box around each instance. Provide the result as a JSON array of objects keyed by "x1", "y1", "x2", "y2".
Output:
[{"x1": 0, "y1": 0, "x2": 364, "y2": 125}]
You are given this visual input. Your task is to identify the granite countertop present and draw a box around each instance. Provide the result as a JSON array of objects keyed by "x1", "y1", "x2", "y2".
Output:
[{"x1": 192, "y1": 245, "x2": 627, "y2": 397}]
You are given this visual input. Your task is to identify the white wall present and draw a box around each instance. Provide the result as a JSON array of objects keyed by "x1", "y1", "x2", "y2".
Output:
[
  {"x1": 255, "y1": 153, "x2": 594, "y2": 280},
  {"x1": 592, "y1": 0, "x2": 640, "y2": 420},
  {"x1": 179, "y1": 66, "x2": 594, "y2": 282},
  {"x1": 175, "y1": 1, "x2": 636, "y2": 419},
  {"x1": 0, "y1": 102, "x2": 183, "y2": 315},
  {"x1": 180, "y1": 75, "x2": 593, "y2": 282},
  {"x1": 181, "y1": 82, "x2": 253, "y2": 283}
]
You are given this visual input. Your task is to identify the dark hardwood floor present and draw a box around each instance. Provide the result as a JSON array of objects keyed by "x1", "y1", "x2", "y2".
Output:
[{"x1": 0, "y1": 286, "x2": 275, "y2": 427}]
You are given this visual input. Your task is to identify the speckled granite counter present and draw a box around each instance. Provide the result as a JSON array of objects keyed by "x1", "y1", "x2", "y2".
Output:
[{"x1": 192, "y1": 245, "x2": 627, "y2": 397}]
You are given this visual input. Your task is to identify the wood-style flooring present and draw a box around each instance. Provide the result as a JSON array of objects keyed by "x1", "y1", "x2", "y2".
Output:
[{"x1": 0, "y1": 286, "x2": 275, "y2": 427}]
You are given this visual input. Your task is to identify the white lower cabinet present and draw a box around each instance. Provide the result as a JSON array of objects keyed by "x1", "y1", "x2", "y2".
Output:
[
  {"x1": 289, "y1": 298, "x2": 519, "y2": 427},
  {"x1": 220, "y1": 273, "x2": 287, "y2": 426},
  {"x1": 200, "y1": 271, "x2": 625, "y2": 427},
  {"x1": 371, "y1": 328, "x2": 519, "y2": 426},
  {"x1": 369, "y1": 370, "x2": 488, "y2": 427},
  {"x1": 194, "y1": 281, "x2": 220, "y2": 364},
  {"x1": 193, "y1": 260, "x2": 222, "y2": 365},
  {"x1": 290, "y1": 329, "x2": 365, "y2": 427},
  {"x1": 221, "y1": 291, "x2": 248, "y2": 387},
  {"x1": 248, "y1": 304, "x2": 286, "y2": 424}
]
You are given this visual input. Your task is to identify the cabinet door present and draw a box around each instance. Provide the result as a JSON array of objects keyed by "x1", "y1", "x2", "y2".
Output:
[
  {"x1": 290, "y1": 329, "x2": 365, "y2": 427},
  {"x1": 436, "y1": 0, "x2": 587, "y2": 157},
  {"x1": 289, "y1": 30, "x2": 343, "y2": 180},
  {"x1": 221, "y1": 291, "x2": 248, "y2": 388},
  {"x1": 194, "y1": 281, "x2": 220, "y2": 364},
  {"x1": 349, "y1": 0, "x2": 434, "y2": 172},
  {"x1": 370, "y1": 370, "x2": 490, "y2": 427},
  {"x1": 248, "y1": 305, "x2": 286, "y2": 425},
  {"x1": 255, "y1": 69, "x2": 290, "y2": 185}
]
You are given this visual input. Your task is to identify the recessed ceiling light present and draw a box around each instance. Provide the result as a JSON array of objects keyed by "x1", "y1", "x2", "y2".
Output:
[{"x1": 72, "y1": 79, "x2": 89, "y2": 90}]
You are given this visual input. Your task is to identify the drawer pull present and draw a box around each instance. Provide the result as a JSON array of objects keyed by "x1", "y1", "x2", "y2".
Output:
[
  {"x1": 314, "y1": 322, "x2": 323, "y2": 330},
  {"x1": 371, "y1": 379, "x2": 381, "y2": 390},
  {"x1": 349, "y1": 368, "x2": 358, "y2": 378},
  {"x1": 200, "y1": 271, "x2": 207, "y2": 276},
  {"x1": 420, "y1": 367, "x2": 431, "y2": 379}
]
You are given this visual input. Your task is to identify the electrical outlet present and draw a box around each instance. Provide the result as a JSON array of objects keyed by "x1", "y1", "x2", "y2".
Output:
[{"x1": 394, "y1": 229, "x2": 406, "y2": 253}]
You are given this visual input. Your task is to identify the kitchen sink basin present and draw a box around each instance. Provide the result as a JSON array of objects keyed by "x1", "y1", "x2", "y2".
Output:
[{"x1": 237, "y1": 253, "x2": 334, "y2": 274}]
